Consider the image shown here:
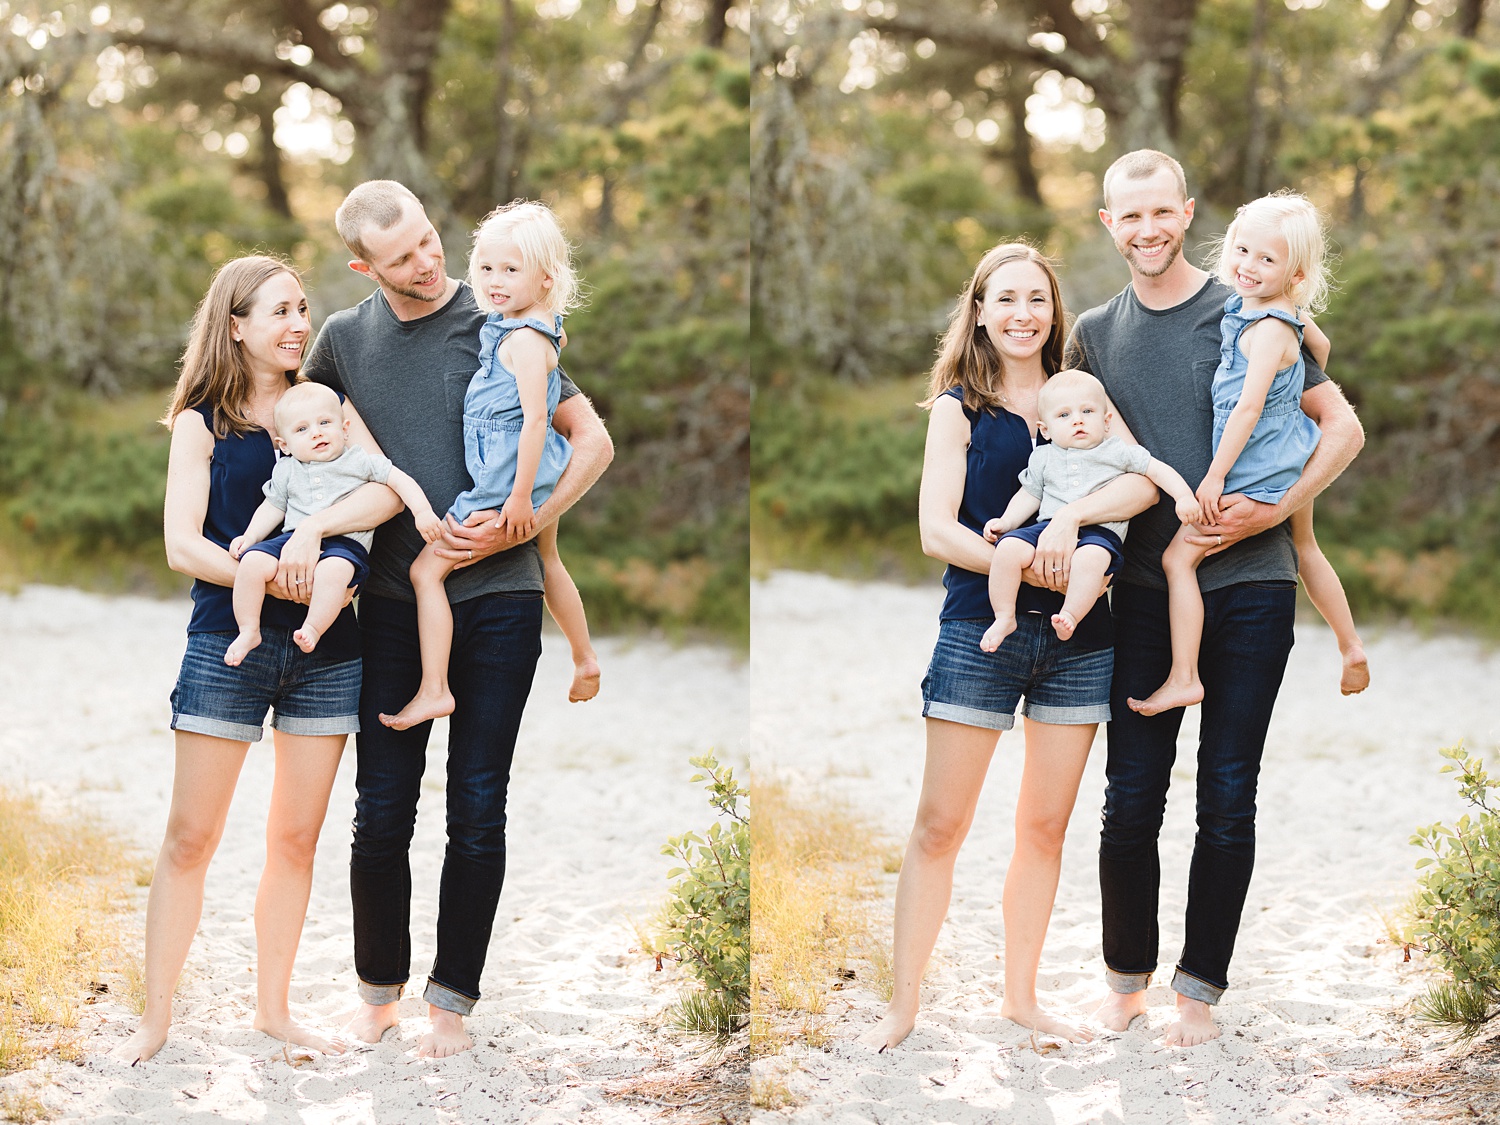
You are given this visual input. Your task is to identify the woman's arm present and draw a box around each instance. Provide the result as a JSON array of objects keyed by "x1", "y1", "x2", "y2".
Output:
[
  {"x1": 917, "y1": 395, "x2": 994, "y2": 574},
  {"x1": 494, "y1": 331, "x2": 551, "y2": 535},
  {"x1": 163, "y1": 410, "x2": 240, "y2": 587}
]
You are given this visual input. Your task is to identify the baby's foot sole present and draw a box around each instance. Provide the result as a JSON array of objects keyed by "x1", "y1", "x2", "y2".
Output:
[
  {"x1": 980, "y1": 620, "x2": 1017, "y2": 652},
  {"x1": 568, "y1": 659, "x2": 601, "y2": 703},
  {"x1": 1051, "y1": 611, "x2": 1078, "y2": 641},
  {"x1": 378, "y1": 692, "x2": 455, "y2": 731},
  {"x1": 1126, "y1": 681, "x2": 1203, "y2": 717},
  {"x1": 293, "y1": 626, "x2": 321, "y2": 654},
  {"x1": 224, "y1": 632, "x2": 261, "y2": 667},
  {"x1": 1340, "y1": 648, "x2": 1370, "y2": 695}
]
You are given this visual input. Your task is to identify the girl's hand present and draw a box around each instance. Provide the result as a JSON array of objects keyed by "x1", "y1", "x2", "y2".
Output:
[
  {"x1": 229, "y1": 535, "x2": 246, "y2": 560},
  {"x1": 413, "y1": 509, "x2": 445, "y2": 544},
  {"x1": 496, "y1": 495, "x2": 536, "y2": 536},
  {"x1": 1175, "y1": 496, "x2": 1204, "y2": 526},
  {"x1": 1196, "y1": 476, "x2": 1226, "y2": 523},
  {"x1": 983, "y1": 518, "x2": 1004, "y2": 543}
]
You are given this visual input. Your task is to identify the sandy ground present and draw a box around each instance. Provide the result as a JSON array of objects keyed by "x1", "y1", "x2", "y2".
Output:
[
  {"x1": 0, "y1": 584, "x2": 747, "y2": 1124},
  {"x1": 751, "y1": 570, "x2": 1499, "y2": 1125}
]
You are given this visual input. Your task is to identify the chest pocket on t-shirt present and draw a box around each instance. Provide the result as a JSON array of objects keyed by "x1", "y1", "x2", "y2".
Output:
[
  {"x1": 444, "y1": 370, "x2": 476, "y2": 422},
  {"x1": 1192, "y1": 358, "x2": 1218, "y2": 416}
]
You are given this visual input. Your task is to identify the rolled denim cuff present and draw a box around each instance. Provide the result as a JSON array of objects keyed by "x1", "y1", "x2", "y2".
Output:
[
  {"x1": 357, "y1": 978, "x2": 404, "y2": 1006},
  {"x1": 424, "y1": 977, "x2": 477, "y2": 1017},
  {"x1": 1172, "y1": 968, "x2": 1224, "y2": 1005},
  {"x1": 1105, "y1": 967, "x2": 1152, "y2": 994}
]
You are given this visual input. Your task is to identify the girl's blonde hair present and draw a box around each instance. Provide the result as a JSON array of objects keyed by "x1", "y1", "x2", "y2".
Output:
[
  {"x1": 468, "y1": 200, "x2": 582, "y2": 316},
  {"x1": 164, "y1": 254, "x2": 304, "y2": 438},
  {"x1": 1212, "y1": 190, "x2": 1333, "y2": 313},
  {"x1": 923, "y1": 241, "x2": 1067, "y2": 412}
]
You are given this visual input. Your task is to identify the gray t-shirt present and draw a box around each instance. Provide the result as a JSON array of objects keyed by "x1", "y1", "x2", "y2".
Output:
[
  {"x1": 303, "y1": 281, "x2": 580, "y2": 603},
  {"x1": 265, "y1": 444, "x2": 393, "y2": 551},
  {"x1": 1020, "y1": 436, "x2": 1152, "y2": 540},
  {"x1": 1065, "y1": 276, "x2": 1328, "y2": 592}
]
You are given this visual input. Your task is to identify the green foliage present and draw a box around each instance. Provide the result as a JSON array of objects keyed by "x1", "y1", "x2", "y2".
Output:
[
  {"x1": 660, "y1": 753, "x2": 750, "y2": 1038},
  {"x1": 1406, "y1": 745, "x2": 1500, "y2": 1040}
]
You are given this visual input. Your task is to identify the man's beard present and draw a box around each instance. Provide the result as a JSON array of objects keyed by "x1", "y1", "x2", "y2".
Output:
[
  {"x1": 1124, "y1": 239, "x2": 1181, "y2": 278},
  {"x1": 373, "y1": 257, "x2": 447, "y2": 301}
]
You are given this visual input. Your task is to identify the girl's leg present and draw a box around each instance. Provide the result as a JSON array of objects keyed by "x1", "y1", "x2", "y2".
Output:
[
  {"x1": 537, "y1": 522, "x2": 600, "y2": 702},
  {"x1": 226, "y1": 553, "x2": 280, "y2": 666},
  {"x1": 293, "y1": 557, "x2": 357, "y2": 653},
  {"x1": 1128, "y1": 527, "x2": 1210, "y2": 716},
  {"x1": 110, "y1": 732, "x2": 250, "y2": 1064},
  {"x1": 1001, "y1": 719, "x2": 1097, "y2": 1041},
  {"x1": 253, "y1": 731, "x2": 348, "y2": 1052},
  {"x1": 981, "y1": 538, "x2": 1035, "y2": 651},
  {"x1": 1053, "y1": 545, "x2": 1112, "y2": 642},
  {"x1": 379, "y1": 543, "x2": 458, "y2": 730},
  {"x1": 1291, "y1": 504, "x2": 1369, "y2": 694},
  {"x1": 857, "y1": 718, "x2": 1001, "y2": 1050}
]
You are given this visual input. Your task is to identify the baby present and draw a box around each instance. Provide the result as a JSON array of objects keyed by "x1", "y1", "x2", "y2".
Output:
[
  {"x1": 980, "y1": 369, "x2": 1199, "y2": 651},
  {"x1": 225, "y1": 381, "x2": 440, "y2": 666}
]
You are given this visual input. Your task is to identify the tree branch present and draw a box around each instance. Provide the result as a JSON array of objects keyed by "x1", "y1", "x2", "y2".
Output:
[
  {"x1": 860, "y1": 7, "x2": 1114, "y2": 88},
  {"x1": 112, "y1": 25, "x2": 360, "y2": 100}
]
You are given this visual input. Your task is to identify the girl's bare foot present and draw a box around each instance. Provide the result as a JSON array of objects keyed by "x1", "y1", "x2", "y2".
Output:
[
  {"x1": 1127, "y1": 676, "x2": 1203, "y2": 716},
  {"x1": 1162, "y1": 995, "x2": 1220, "y2": 1046},
  {"x1": 379, "y1": 689, "x2": 455, "y2": 731},
  {"x1": 856, "y1": 1009, "x2": 916, "y2": 1051},
  {"x1": 569, "y1": 657, "x2": 601, "y2": 702},
  {"x1": 1092, "y1": 989, "x2": 1149, "y2": 1032},
  {"x1": 415, "y1": 1007, "x2": 473, "y2": 1058},
  {"x1": 224, "y1": 629, "x2": 261, "y2": 667},
  {"x1": 293, "y1": 624, "x2": 322, "y2": 654},
  {"x1": 1051, "y1": 610, "x2": 1078, "y2": 642},
  {"x1": 254, "y1": 1014, "x2": 347, "y2": 1054},
  {"x1": 980, "y1": 616, "x2": 1017, "y2": 652},
  {"x1": 343, "y1": 1001, "x2": 401, "y2": 1045},
  {"x1": 1001, "y1": 1001, "x2": 1094, "y2": 1043},
  {"x1": 1340, "y1": 645, "x2": 1370, "y2": 695},
  {"x1": 110, "y1": 1024, "x2": 169, "y2": 1065}
]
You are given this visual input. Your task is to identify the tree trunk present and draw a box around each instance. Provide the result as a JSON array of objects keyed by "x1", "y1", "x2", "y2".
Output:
[{"x1": 492, "y1": 0, "x2": 521, "y2": 205}]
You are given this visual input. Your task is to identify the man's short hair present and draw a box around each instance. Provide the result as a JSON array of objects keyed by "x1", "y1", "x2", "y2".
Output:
[
  {"x1": 335, "y1": 180, "x2": 421, "y2": 262},
  {"x1": 1102, "y1": 150, "x2": 1188, "y2": 210}
]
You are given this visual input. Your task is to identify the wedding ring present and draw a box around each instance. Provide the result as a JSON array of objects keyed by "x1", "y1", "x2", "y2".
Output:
[
  {"x1": 467, "y1": 549, "x2": 474, "y2": 560},
  {"x1": 1216, "y1": 535, "x2": 1223, "y2": 546},
  {"x1": 1051, "y1": 566, "x2": 1061, "y2": 572},
  {"x1": 295, "y1": 579, "x2": 305, "y2": 585}
]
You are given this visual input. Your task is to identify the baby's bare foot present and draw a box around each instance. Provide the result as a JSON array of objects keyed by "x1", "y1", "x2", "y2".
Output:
[
  {"x1": 293, "y1": 624, "x2": 322, "y2": 654},
  {"x1": 1051, "y1": 610, "x2": 1078, "y2": 642},
  {"x1": 1162, "y1": 996, "x2": 1220, "y2": 1047},
  {"x1": 343, "y1": 1001, "x2": 401, "y2": 1045},
  {"x1": 379, "y1": 690, "x2": 455, "y2": 731},
  {"x1": 1092, "y1": 989, "x2": 1149, "y2": 1033},
  {"x1": 224, "y1": 630, "x2": 261, "y2": 667},
  {"x1": 1127, "y1": 677, "x2": 1203, "y2": 717},
  {"x1": 1340, "y1": 646, "x2": 1370, "y2": 695},
  {"x1": 254, "y1": 1014, "x2": 346, "y2": 1055},
  {"x1": 569, "y1": 657, "x2": 601, "y2": 703},
  {"x1": 110, "y1": 1024, "x2": 169, "y2": 1065},
  {"x1": 856, "y1": 1009, "x2": 917, "y2": 1051},
  {"x1": 980, "y1": 617, "x2": 1017, "y2": 652},
  {"x1": 415, "y1": 1008, "x2": 473, "y2": 1058},
  {"x1": 1001, "y1": 1001, "x2": 1094, "y2": 1043}
]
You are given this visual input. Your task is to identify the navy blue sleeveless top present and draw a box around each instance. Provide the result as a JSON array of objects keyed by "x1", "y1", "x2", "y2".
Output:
[
  {"x1": 938, "y1": 388, "x2": 1111, "y2": 650},
  {"x1": 186, "y1": 401, "x2": 360, "y2": 661}
]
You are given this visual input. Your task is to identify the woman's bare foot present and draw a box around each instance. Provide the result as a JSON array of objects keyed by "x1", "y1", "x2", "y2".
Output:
[
  {"x1": 1092, "y1": 989, "x2": 1149, "y2": 1032},
  {"x1": 110, "y1": 1024, "x2": 169, "y2": 1065},
  {"x1": 1340, "y1": 645, "x2": 1370, "y2": 695},
  {"x1": 856, "y1": 1009, "x2": 916, "y2": 1051},
  {"x1": 569, "y1": 657, "x2": 601, "y2": 703},
  {"x1": 1001, "y1": 1001, "x2": 1094, "y2": 1043},
  {"x1": 224, "y1": 629, "x2": 261, "y2": 667},
  {"x1": 293, "y1": 624, "x2": 322, "y2": 654},
  {"x1": 379, "y1": 689, "x2": 455, "y2": 731},
  {"x1": 1051, "y1": 610, "x2": 1078, "y2": 642},
  {"x1": 415, "y1": 1007, "x2": 473, "y2": 1058},
  {"x1": 343, "y1": 1001, "x2": 401, "y2": 1045},
  {"x1": 980, "y1": 616, "x2": 1017, "y2": 652},
  {"x1": 1127, "y1": 676, "x2": 1203, "y2": 716},
  {"x1": 254, "y1": 1014, "x2": 347, "y2": 1054},
  {"x1": 1162, "y1": 995, "x2": 1220, "y2": 1046}
]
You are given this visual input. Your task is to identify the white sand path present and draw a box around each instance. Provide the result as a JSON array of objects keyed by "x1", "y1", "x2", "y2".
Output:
[
  {"x1": 0, "y1": 584, "x2": 746, "y2": 1124},
  {"x1": 751, "y1": 570, "x2": 1498, "y2": 1125}
]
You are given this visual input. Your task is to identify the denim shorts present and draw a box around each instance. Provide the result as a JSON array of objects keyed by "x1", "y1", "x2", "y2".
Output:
[
  {"x1": 170, "y1": 628, "x2": 362, "y2": 743},
  {"x1": 921, "y1": 615, "x2": 1113, "y2": 731}
]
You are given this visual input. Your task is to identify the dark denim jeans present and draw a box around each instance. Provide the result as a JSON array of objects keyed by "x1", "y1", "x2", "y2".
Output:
[
  {"x1": 349, "y1": 591, "x2": 543, "y2": 1016},
  {"x1": 1099, "y1": 580, "x2": 1296, "y2": 1004}
]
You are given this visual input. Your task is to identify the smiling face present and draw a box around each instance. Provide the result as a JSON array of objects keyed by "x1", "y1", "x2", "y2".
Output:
[
  {"x1": 273, "y1": 384, "x2": 349, "y2": 463},
  {"x1": 470, "y1": 231, "x2": 554, "y2": 319},
  {"x1": 1223, "y1": 217, "x2": 1302, "y2": 305},
  {"x1": 974, "y1": 259, "x2": 1056, "y2": 366},
  {"x1": 1100, "y1": 168, "x2": 1195, "y2": 281},
  {"x1": 1037, "y1": 372, "x2": 1110, "y2": 450},
  {"x1": 352, "y1": 198, "x2": 448, "y2": 305},
  {"x1": 230, "y1": 271, "x2": 309, "y2": 377}
]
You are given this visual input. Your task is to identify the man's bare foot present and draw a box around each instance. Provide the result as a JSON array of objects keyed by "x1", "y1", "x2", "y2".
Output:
[
  {"x1": 1001, "y1": 1001, "x2": 1093, "y2": 1043},
  {"x1": 343, "y1": 1001, "x2": 401, "y2": 1045},
  {"x1": 1127, "y1": 677, "x2": 1203, "y2": 716},
  {"x1": 1340, "y1": 645, "x2": 1370, "y2": 695},
  {"x1": 980, "y1": 617, "x2": 1017, "y2": 652},
  {"x1": 415, "y1": 1007, "x2": 473, "y2": 1058},
  {"x1": 856, "y1": 1009, "x2": 916, "y2": 1051},
  {"x1": 1051, "y1": 610, "x2": 1078, "y2": 642},
  {"x1": 224, "y1": 629, "x2": 261, "y2": 667},
  {"x1": 254, "y1": 1014, "x2": 347, "y2": 1054},
  {"x1": 569, "y1": 657, "x2": 601, "y2": 703},
  {"x1": 379, "y1": 689, "x2": 455, "y2": 731},
  {"x1": 1092, "y1": 989, "x2": 1149, "y2": 1032},
  {"x1": 1162, "y1": 995, "x2": 1221, "y2": 1046},
  {"x1": 293, "y1": 624, "x2": 322, "y2": 654},
  {"x1": 110, "y1": 1024, "x2": 168, "y2": 1065}
]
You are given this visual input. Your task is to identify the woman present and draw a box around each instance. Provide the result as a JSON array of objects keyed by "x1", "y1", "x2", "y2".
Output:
[
  {"x1": 859, "y1": 244, "x2": 1156, "y2": 1050},
  {"x1": 113, "y1": 255, "x2": 400, "y2": 1064}
]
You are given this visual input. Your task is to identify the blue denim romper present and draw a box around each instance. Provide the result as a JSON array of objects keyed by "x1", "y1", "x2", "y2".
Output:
[
  {"x1": 1213, "y1": 295, "x2": 1321, "y2": 504},
  {"x1": 450, "y1": 313, "x2": 574, "y2": 523}
]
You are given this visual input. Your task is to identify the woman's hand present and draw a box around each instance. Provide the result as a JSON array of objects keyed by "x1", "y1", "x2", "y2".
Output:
[
  {"x1": 275, "y1": 523, "x2": 322, "y2": 604},
  {"x1": 1029, "y1": 512, "x2": 1079, "y2": 592}
]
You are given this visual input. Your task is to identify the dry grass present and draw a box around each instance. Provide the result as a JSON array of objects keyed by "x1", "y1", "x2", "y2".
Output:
[
  {"x1": 1353, "y1": 1043, "x2": 1500, "y2": 1121},
  {"x1": 751, "y1": 776, "x2": 895, "y2": 1055}
]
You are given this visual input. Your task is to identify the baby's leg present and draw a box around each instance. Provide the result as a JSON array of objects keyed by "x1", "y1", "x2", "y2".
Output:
[
  {"x1": 293, "y1": 557, "x2": 357, "y2": 653},
  {"x1": 227, "y1": 552, "x2": 281, "y2": 666},
  {"x1": 981, "y1": 537, "x2": 1035, "y2": 651},
  {"x1": 538, "y1": 523, "x2": 600, "y2": 702},
  {"x1": 379, "y1": 543, "x2": 459, "y2": 730},
  {"x1": 1052, "y1": 544, "x2": 1112, "y2": 641},
  {"x1": 1292, "y1": 504, "x2": 1369, "y2": 695},
  {"x1": 1127, "y1": 526, "x2": 1210, "y2": 716}
]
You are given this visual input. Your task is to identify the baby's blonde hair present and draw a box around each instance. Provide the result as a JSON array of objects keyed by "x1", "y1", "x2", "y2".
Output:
[
  {"x1": 272, "y1": 381, "x2": 342, "y2": 440},
  {"x1": 468, "y1": 200, "x2": 581, "y2": 316},
  {"x1": 1037, "y1": 368, "x2": 1108, "y2": 419},
  {"x1": 1212, "y1": 191, "x2": 1333, "y2": 313}
]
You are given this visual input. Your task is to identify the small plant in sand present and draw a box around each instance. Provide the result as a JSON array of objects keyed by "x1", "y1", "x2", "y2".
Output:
[
  {"x1": 661, "y1": 753, "x2": 750, "y2": 1038},
  {"x1": 1406, "y1": 743, "x2": 1500, "y2": 1039}
]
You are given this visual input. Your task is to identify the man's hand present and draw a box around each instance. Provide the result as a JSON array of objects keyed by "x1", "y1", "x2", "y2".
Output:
[
  {"x1": 436, "y1": 510, "x2": 536, "y2": 568},
  {"x1": 1029, "y1": 514, "x2": 1079, "y2": 592},
  {"x1": 274, "y1": 523, "x2": 323, "y2": 604},
  {"x1": 1184, "y1": 492, "x2": 1280, "y2": 555}
]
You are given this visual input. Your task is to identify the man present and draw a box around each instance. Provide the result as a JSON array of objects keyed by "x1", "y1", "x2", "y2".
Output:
[
  {"x1": 299, "y1": 180, "x2": 613, "y2": 1057},
  {"x1": 1065, "y1": 150, "x2": 1363, "y2": 1046}
]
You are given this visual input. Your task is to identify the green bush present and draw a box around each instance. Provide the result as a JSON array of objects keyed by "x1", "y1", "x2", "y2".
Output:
[
  {"x1": 660, "y1": 753, "x2": 750, "y2": 1038},
  {"x1": 1406, "y1": 744, "x2": 1500, "y2": 1039}
]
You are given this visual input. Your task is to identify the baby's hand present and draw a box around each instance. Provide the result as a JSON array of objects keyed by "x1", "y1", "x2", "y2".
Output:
[
  {"x1": 497, "y1": 495, "x2": 536, "y2": 535},
  {"x1": 983, "y1": 518, "x2": 1005, "y2": 543},
  {"x1": 229, "y1": 535, "x2": 246, "y2": 560},
  {"x1": 1175, "y1": 496, "x2": 1204, "y2": 526},
  {"x1": 413, "y1": 509, "x2": 445, "y2": 544}
]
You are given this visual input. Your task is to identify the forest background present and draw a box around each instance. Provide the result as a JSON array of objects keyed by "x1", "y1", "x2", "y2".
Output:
[
  {"x1": 0, "y1": 0, "x2": 750, "y2": 640},
  {"x1": 753, "y1": 0, "x2": 1500, "y2": 632}
]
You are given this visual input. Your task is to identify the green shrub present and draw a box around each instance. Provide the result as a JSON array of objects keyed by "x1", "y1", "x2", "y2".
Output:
[
  {"x1": 661, "y1": 753, "x2": 750, "y2": 1038},
  {"x1": 1406, "y1": 744, "x2": 1500, "y2": 1039}
]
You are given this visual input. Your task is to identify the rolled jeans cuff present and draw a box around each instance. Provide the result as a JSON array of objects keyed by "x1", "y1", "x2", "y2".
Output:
[
  {"x1": 358, "y1": 979, "x2": 404, "y2": 1006},
  {"x1": 424, "y1": 977, "x2": 477, "y2": 1017},
  {"x1": 1105, "y1": 967, "x2": 1151, "y2": 994},
  {"x1": 1172, "y1": 968, "x2": 1224, "y2": 1005}
]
